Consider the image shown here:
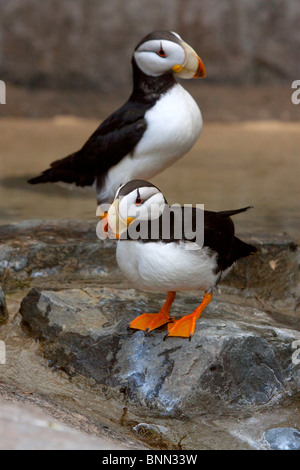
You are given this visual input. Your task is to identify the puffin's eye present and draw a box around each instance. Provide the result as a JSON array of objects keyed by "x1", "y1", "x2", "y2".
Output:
[
  {"x1": 157, "y1": 45, "x2": 166, "y2": 58},
  {"x1": 135, "y1": 189, "x2": 143, "y2": 205}
]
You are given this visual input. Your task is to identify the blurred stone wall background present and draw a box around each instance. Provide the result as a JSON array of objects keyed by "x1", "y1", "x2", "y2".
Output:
[{"x1": 0, "y1": 0, "x2": 299, "y2": 92}]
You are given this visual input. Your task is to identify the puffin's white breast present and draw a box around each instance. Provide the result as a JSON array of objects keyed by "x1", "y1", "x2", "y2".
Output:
[
  {"x1": 116, "y1": 240, "x2": 218, "y2": 293},
  {"x1": 134, "y1": 83, "x2": 202, "y2": 168},
  {"x1": 99, "y1": 84, "x2": 202, "y2": 202}
]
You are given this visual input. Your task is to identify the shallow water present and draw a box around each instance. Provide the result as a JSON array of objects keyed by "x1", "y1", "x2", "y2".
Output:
[{"x1": 0, "y1": 117, "x2": 299, "y2": 238}]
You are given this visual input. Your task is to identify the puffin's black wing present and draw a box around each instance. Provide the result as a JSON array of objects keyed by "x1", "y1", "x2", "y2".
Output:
[
  {"x1": 163, "y1": 206, "x2": 256, "y2": 270},
  {"x1": 28, "y1": 100, "x2": 151, "y2": 188}
]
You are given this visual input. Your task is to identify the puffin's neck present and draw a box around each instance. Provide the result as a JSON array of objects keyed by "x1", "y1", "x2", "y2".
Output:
[{"x1": 130, "y1": 57, "x2": 177, "y2": 103}]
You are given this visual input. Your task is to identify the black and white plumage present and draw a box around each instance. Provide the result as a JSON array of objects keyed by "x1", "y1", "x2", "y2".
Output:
[
  {"x1": 28, "y1": 31, "x2": 206, "y2": 204},
  {"x1": 104, "y1": 180, "x2": 257, "y2": 339}
]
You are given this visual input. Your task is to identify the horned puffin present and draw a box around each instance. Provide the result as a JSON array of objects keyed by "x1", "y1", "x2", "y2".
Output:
[
  {"x1": 28, "y1": 31, "x2": 206, "y2": 204},
  {"x1": 103, "y1": 180, "x2": 257, "y2": 340}
]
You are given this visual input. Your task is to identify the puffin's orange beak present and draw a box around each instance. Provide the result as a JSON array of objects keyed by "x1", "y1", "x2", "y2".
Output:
[
  {"x1": 194, "y1": 56, "x2": 206, "y2": 78},
  {"x1": 105, "y1": 199, "x2": 134, "y2": 239},
  {"x1": 98, "y1": 210, "x2": 109, "y2": 236},
  {"x1": 172, "y1": 41, "x2": 206, "y2": 79}
]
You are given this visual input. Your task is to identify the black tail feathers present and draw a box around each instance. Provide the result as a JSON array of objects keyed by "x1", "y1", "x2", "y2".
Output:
[
  {"x1": 217, "y1": 206, "x2": 253, "y2": 218},
  {"x1": 232, "y1": 236, "x2": 257, "y2": 262},
  {"x1": 28, "y1": 152, "x2": 95, "y2": 187}
]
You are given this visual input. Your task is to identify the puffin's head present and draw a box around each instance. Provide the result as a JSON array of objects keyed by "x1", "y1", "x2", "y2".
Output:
[
  {"x1": 133, "y1": 31, "x2": 206, "y2": 79},
  {"x1": 105, "y1": 180, "x2": 166, "y2": 239}
]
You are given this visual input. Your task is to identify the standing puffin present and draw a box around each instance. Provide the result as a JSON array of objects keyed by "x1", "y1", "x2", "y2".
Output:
[
  {"x1": 28, "y1": 31, "x2": 206, "y2": 204},
  {"x1": 103, "y1": 180, "x2": 257, "y2": 340}
]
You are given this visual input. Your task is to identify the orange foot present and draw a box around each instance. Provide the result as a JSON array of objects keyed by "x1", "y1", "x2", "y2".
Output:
[
  {"x1": 130, "y1": 291, "x2": 176, "y2": 334},
  {"x1": 165, "y1": 292, "x2": 212, "y2": 340}
]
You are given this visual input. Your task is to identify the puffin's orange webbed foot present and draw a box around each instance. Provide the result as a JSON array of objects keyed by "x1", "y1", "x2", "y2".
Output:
[
  {"x1": 165, "y1": 292, "x2": 212, "y2": 340},
  {"x1": 166, "y1": 314, "x2": 197, "y2": 340},
  {"x1": 130, "y1": 312, "x2": 174, "y2": 333},
  {"x1": 129, "y1": 291, "x2": 176, "y2": 334}
]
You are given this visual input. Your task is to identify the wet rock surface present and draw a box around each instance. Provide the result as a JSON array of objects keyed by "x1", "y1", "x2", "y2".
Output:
[
  {"x1": 1, "y1": 220, "x2": 300, "y2": 449},
  {"x1": 264, "y1": 427, "x2": 300, "y2": 451},
  {"x1": 0, "y1": 397, "x2": 125, "y2": 450},
  {"x1": 20, "y1": 287, "x2": 300, "y2": 418},
  {"x1": 0, "y1": 220, "x2": 121, "y2": 291}
]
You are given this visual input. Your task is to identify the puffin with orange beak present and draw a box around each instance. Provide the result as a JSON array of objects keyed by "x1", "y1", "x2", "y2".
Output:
[
  {"x1": 28, "y1": 31, "x2": 206, "y2": 205},
  {"x1": 103, "y1": 180, "x2": 257, "y2": 340}
]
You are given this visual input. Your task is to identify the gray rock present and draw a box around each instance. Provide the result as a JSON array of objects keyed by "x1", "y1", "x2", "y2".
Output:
[
  {"x1": 1, "y1": 1, "x2": 299, "y2": 89},
  {"x1": 221, "y1": 233, "x2": 300, "y2": 310},
  {"x1": 0, "y1": 397, "x2": 125, "y2": 450},
  {"x1": 0, "y1": 220, "x2": 121, "y2": 291},
  {"x1": 264, "y1": 427, "x2": 300, "y2": 450},
  {"x1": 20, "y1": 287, "x2": 300, "y2": 418},
  {"x1": 0, "y1": 286, "x2": 8, "y2": 322}
]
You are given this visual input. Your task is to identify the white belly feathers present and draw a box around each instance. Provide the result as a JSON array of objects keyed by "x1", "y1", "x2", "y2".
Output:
[
  {"x1": 116, "y1": 240, "x2": 218, "y2": 293},
  {"x1": 99, "y1": 84, "x2": 202, "y2": 202}
]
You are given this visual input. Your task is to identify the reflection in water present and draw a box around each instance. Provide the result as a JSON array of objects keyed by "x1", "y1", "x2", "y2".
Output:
[
  {"x1": 0, "y1": 176, "x2": 97, "y2": 221},
  {"x1": 0, "y1": 119, "x2": 299, "y2": 238}
]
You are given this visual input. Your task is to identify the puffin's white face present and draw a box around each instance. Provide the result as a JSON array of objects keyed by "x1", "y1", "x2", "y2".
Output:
[
  {"x1": 106, "y1": 181, "x2": 166, "y2": 238},
  {"x1": 119, "y1": 185, "x2": 165, "y2": 221},
  {"x1": 133, "y1": 32, "x2": 206, "y2": 79}
]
